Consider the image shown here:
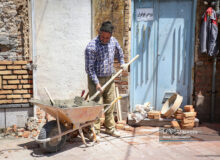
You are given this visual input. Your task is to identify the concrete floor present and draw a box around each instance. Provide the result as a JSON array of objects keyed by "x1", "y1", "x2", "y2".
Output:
[{"x1": 0, "y1": 125, "x2": 220, "y2": 160}]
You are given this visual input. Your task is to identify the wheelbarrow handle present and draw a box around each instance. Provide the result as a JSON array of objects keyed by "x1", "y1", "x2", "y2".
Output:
[
  {"x1": 104, "y1": 96, "x2": 122, "y2": 113},
  {"x1": 88, "y1": 55, "x2": 139, "y2": 101}
]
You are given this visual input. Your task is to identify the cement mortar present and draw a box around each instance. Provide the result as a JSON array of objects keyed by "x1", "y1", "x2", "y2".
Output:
[{"x1": 33, "y1": 97, "x2": 99, "y2": 109}]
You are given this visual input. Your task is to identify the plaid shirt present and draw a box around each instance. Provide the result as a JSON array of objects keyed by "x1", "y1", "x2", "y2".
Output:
[{"x1": 85, "y1": 36, "x2": 125, "y2": 84}]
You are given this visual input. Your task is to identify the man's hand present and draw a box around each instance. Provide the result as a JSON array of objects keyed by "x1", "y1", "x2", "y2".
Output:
[
  {"x1": 96, "y1": 83, "x2": 103, "y2": 93},
  {"x1": 120, "y1": 63, "x2": 128, "y2": 71}
]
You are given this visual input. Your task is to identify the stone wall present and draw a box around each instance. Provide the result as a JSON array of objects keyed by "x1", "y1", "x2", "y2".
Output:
[
  {"x1": 194, "y1": 0, "x2": 220, "y2": 122},
  {"x1": 0, "y1": 0, "x2": 30, "y2": 60}
]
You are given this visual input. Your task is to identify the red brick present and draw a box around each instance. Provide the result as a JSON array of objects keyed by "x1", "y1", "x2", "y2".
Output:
[
  {"x1": 20, "y1": 80, "x2": 28, "y2": 84},
  {"x1": 3, "y1": 85, "x2": 17, "y2": 89},
  {"x1": 0, "y1": 66, "x2": 6, "y2": 70},
  {"x1": 23, "y1": 94, "x2": 31, "y2": 98},
  {"x1": 0, "y1": 70, "x2": 12, "y2": 75},
  {"x1": 13, "y1": 90, "x2": 28, "y2": 94},
  {"x1": 7, "y1": 65, "x2": 22, "y2": 70},
  {"x1": 8, "y1": 80, "x2": 20, "y2": 84},
  {"x1": 3, "y1": 75, "x2": 17, "y2": 79},
  {"x1": 13, "y1": 70, "x2": 28, "y2": 75},
  {"x1": 0, "y1": 95, "x2": 7, "y2": 99},
  {"x1": 13, "y1": 61, "x2": 28, "y2": 65},
  {"x1": 0, "y1": 61, "x2": 12, "y2": 65},
  {"x1": 7, "y1": 95, "x2": 22, "y2": 99},
  {"x1": 0, "y1": 90, "x2": 12, "y2": 94},
  {"x1": 0, "y1": 100, "x2": 13, "y2": 104},
  {"x1": 22, "y1": 131, "x2": 30, "y2": 138},
  {"x1": 13, "y1": 99, "x2": 28, "y2": 103},
  {"x1": 23, "y1": 84, "x2": 32, "y2": 89}
]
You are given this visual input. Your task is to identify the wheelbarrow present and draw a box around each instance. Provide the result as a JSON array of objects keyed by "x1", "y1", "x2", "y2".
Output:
[
  {"x1": 30, "y1": 97, "x2": 121, "y2": 152},
  {"x1": 30, "y1": 55, "x2": 139, "y2": 152}
]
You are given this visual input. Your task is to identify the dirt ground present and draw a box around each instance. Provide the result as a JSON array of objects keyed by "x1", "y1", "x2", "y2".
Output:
[{"x1": 0, "y1": 125, "x2": 220, "y2": 160}]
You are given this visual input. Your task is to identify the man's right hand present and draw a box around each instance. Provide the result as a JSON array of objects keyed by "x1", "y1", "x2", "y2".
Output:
[{"x1": 96, "y1": 83, "x2": 103, "y2": 93}]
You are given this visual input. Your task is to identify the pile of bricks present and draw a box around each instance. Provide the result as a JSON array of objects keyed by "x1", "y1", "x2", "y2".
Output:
[
  {"x1": 171, "y1": 105, "x2": 197, "y2": 130},
  {"x1": 0, "y1": 106, "x2": 55, "y2": 139},
  {"x1": 181, "y1": 105, "x2": 197, "y2": 129},
  {"x1": 0, "y1": 61, "x2": 33, "y2": 104},
  {"x1": 174, "y1": 108, "x2": 184, "y2": 120},
  {"x1": 2, "y1": 124, "x2": 38, "y2": 139}
]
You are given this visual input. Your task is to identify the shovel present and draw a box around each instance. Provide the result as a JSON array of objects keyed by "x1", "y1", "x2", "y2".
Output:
[{"x1": 88, "y1": 54, "x2": 139, "y2": 101}]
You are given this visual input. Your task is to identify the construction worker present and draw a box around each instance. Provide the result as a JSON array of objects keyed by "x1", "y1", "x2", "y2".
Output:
[{"x1": 85, "y1": 21, "x2": 127, "y2": 139}]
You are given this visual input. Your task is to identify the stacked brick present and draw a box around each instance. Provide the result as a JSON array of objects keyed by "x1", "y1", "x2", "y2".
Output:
[
  {"x1": 0, "y1": 61, "x2": 33, "y2": 104},
  {"x1": 147, "y1": 111, "x2": 161, "y2": 120},
  {"x1": 181, "y1": 105, "x2": 197, "y2": 129},
  {"x1": 171, "y1": 105, "x2": 197, "y2": 130}
]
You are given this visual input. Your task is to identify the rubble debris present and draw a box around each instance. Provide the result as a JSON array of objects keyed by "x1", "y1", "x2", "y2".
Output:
[
  {"x1": 26, "y1": 117, "x2": 38, "y2": 131},
  {"x1": 130, "y1": 102, "x2": 152, "y2": 123}
]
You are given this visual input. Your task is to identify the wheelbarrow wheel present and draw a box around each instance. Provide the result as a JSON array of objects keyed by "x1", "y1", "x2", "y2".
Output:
[{"x1": 38, "y1": 120, "x2": 67, "y2": 152}]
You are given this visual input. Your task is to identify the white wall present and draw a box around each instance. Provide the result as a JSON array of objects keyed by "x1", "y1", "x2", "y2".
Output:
[{"x1": 34, "y1": 0, "x2": 91, "y2": 100}]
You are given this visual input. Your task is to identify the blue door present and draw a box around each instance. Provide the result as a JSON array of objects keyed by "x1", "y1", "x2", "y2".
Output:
[{"x1": 130, "y1": 0, "x2": 196, "y2": 111}]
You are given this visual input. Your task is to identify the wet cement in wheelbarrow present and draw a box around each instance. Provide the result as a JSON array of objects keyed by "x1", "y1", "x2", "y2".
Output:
[{"x1": 34, "y1": 96, "x2": 99, "y2": 108}]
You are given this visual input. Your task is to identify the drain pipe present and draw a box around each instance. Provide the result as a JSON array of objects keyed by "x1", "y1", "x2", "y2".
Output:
[
  {"x1": 211, "y1": 0, "x2": 220, "y2": 122},
  {"x1": 31, "y1": 0, "x2": 37, "y2": 117}
]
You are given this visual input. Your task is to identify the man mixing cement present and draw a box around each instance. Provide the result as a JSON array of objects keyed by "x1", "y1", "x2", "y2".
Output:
[{"x1": 85, "y1": 21, "x2": 127, "y2": 139}]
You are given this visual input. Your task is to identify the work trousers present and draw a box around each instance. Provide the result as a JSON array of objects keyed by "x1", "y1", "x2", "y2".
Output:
[{"x1": 88, "y1": 76, "x2": 116, "y2": 134}]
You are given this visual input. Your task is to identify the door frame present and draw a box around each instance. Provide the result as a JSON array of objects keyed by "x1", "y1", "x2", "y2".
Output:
[{"x1": 130, "y1": 0, "x2": 197, "y2": 111}]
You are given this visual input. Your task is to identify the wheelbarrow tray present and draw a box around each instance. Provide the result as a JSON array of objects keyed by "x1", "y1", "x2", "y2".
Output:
[{"x1": 30, "y1": 99, "x2": 104, "y2": 124}]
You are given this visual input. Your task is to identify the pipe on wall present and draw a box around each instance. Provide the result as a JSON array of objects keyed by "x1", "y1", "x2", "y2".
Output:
[
  {"x1": 31, "y1": 0, "x2": 37, "y2": 117},
  {"x1": 211, "y1": 0, "x2": 219, "y2": 122}
]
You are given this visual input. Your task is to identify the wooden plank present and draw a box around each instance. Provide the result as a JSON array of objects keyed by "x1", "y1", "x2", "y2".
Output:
[
  {"x1": 115, "y1": 86, "x2": 122, "y2": 121},
  {"x1": 128, "y1": 114, "x2": 200, "y2": 127}
]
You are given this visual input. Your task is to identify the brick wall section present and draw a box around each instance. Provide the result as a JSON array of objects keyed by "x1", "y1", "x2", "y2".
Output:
[
  {"x1": 194, "y1": 0, "x2": 220, "y2": 122},
  {"x1": 92, "y1": 0, "x2": 130, "y2": 94},
  {"x1": 0, "y1": 61, "x2": 33, "y2": 104}
]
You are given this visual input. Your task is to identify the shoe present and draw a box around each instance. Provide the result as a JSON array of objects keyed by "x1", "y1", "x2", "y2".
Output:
[{"x1": 105, "y1": 129, "x2": 120, "y2": 137}]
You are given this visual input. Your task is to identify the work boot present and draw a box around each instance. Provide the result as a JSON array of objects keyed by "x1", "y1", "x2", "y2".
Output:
[{"x1": 105, "y1": 129, "x2": 120, "y2": 137}]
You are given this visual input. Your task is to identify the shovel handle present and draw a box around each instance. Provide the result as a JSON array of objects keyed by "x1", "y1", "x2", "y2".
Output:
[{"x1": 89, "y1": 55, "x2": 139, "y2": 101}]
